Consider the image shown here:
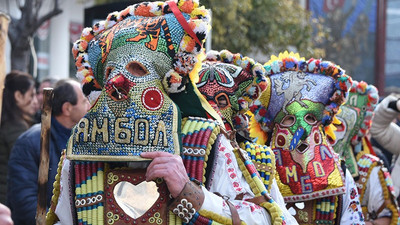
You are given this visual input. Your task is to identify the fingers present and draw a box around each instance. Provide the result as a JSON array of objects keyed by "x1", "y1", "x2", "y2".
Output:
[
  {"x1": 141, "y1": 152, "x2": 189, "y2": 197},
  {"x1": 145, "y1": 155, "x2": 186, "y2": 181},
  {"x1": 141, "y1": 151, "x2": 174, "y2": 159},
  {"x1": 0, "y1": 204, "x2": 13, "y2": 225},
  {"x1": 145, "y1": 164, "x2": 173, "y2": 181},
  {"x1": 146, "y1": 164, "x2": 188, "y2": 197},
  {"x1": 145, "y1": 162, "x2": 186, "y2": 181}
]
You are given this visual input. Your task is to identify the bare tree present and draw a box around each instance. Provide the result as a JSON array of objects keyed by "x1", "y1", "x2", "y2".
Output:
[{"x1": 7, "y1": 0, "x2": 62, "y2": 72}]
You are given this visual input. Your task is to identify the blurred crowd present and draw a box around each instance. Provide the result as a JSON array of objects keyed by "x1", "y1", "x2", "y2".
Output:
[{"x1": 0, "y1": 71, "x2": 90, "y2": 225}]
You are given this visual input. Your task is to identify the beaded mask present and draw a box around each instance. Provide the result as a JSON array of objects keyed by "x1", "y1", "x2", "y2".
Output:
[
  {"x1": 331, "y1": 80, "x2": 379, "y2": 177},
  {"x1": 196, "y1": 50, "x2": 267, "y2": 132},
  {"x1": 67, "y1": 0, "x2": 210, "y2": 161},
  {"x1": 250, "y1": 52, "x2": 353, "y2": 202}
]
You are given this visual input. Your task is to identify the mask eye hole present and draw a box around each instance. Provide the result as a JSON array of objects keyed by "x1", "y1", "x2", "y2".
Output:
[
  {"x1": 216, "y1": 94, "x2": 230, "y2": 110},
  {"x1": 217, "y1": 96, "x2": 228, "y2": 108},
  {"x1": 304, "y1": 114, "x2": 317, "y2": 125},
  {"x1": 126, "y1": 61, "x2": 148, "y2": 77},
  {"x1": 281, "y1": 115, "x2": 295, "y2": 127},
  {"x1": 105, "y1": 66, "x2": 114, "y2": 80}
]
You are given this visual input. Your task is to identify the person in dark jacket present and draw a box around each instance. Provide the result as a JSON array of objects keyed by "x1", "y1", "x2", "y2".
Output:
[
  {"x1": 0, "y1": 71, "x2": 38, "y2": 204},
  {"x1": 7, "y1": 79, "x2": 90, "y2": 225}
]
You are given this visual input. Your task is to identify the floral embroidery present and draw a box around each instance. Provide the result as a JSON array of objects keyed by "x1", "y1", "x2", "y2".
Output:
[{"x1": 220, "y1": 141, "x2": 243, "y2": 193}]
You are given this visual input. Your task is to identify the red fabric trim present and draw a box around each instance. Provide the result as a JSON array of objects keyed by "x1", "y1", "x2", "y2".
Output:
[
  {"x1": 167, "y1": 1, "x2": 202, "y2": 46},
  {"x1": 364, "y1": 137, "x2": 376, "y2": 156}
]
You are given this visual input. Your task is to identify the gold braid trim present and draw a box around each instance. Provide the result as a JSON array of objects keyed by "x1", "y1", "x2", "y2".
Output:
[
  {"x1": 45, "y1": 150, "x2": 65, "y2": 225},
  {"x1": 233, "y1": 148, "x2": 284, "y2": 225},
  {"x1": 198, "y1": 209, "x2": 246, "y2": 225},
  {"x1": 377, "y1": 169, "x2": 400, "y2": 225}
]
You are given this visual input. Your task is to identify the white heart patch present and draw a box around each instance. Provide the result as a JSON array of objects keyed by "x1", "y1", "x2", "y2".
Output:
[{"x1": 114, "y1": 181, "x2": 159, "y2": 219}]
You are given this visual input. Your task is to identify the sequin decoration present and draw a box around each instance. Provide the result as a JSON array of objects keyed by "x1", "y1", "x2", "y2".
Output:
[
  {"x1": 68, "y1": 0, "x2": 211, "y2": 161},
  {"x1": 142, "y1": 87, "x2": 164, "y2": 111},
  {"x1": 67, "y1": 75, "x2": 181, "y2": 161},
  {"x1": 72, "y1": 0, "x2": 211, "y2": 101},
  {"x1": 251, "y1": 51, "x2": 352, "y2": 133},
  {"x1": 196, "y1": 49, "x2": 267, "y2": 131},
  {"x1": 249, "y1": 52, "x2": 349, "y2": 202},
  {"x1": 272, "y1": 125, "x2": 346, "y2": 202},
  {"x1": 332, "y1": 80, "x2": 379, "y2": 177}
]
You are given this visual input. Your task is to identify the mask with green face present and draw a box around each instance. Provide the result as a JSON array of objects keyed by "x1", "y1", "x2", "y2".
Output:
[
  {"x1": 331, "y1": 80, "x2": 379, "y2": 177},
  {"x1": 250, "y1": 52, "x2": 353, "y2": 202}
]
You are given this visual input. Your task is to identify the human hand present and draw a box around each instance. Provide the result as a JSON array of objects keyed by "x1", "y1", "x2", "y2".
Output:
[
  {"x1": 0, "y1": 203, "x2": 13, "y2": 225},
  {"x1": 365, "y1": 217, "x2": 391, "y2": 225},
  {"x1": 141, "y1": 152, "x2": 189, "y2": 198}
]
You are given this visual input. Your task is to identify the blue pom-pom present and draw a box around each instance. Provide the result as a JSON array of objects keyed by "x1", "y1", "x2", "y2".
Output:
[{"x1": 285, "y1": 61, "x2": 296, "y2": 69}]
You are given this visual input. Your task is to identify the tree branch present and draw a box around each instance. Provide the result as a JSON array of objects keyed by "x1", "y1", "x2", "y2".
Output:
[
  {"x1": 7, "y1": 17, "x2": 19, "y2": 45},
  {"x1": 16, "y1": 0, "x2": 23, "y2": 10},
  {"x1": 32, "y1": 7, "x2": 62, "y2": 34},
  {"x1": 33, "y1": 0, "x2": 42, "y2": 24}
]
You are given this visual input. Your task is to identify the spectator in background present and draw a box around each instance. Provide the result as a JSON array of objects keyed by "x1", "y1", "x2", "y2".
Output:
[
  {"x1": 0, "y1": 70, "x2": 38, "y2": 204},
  {"x1": 34, "y1": 78, "x2": 58, "y2": 123},
  {"x1": 7, "y1": 79, "x2": 90, "y2": 225},
  {"x1": 370, "y1": 96, "x2": 400, "y2": 171},
  {"x1": 370, "y1": 94, "x2": 400, "y2": 202}
]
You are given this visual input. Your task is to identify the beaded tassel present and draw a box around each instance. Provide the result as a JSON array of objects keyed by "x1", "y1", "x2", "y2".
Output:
[
  {"x1": 91, "y1": 163, "x2": 97, "y2": 225},
  {"x1": 75, "y1": 162, "x2": 83, "y2": 225},
  {"x1": 75, "y1": 162, "x2": 105, "y2": 225},
  {"x1": 241, "y1": 141, "x2": 275, "y2": 191},
  {"x1": 315, "y1": 196, "x2": 337, "y2": 224},
  {"x1": 180, "y1": 117, "x2": 221, "y2": 224},
  {"x1": 181, "y1": 117, "x2": 218, "y2": 185}
]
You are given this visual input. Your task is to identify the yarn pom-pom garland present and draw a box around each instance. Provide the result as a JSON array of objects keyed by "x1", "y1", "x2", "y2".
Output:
[
  {"x1": 250, "y1": 51, "x2": 353, "y2": 133},
  {"x1": 72, "y1": 0, "x2": 211, "y2": 103}
]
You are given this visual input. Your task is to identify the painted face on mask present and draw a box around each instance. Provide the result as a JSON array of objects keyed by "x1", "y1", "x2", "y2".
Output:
[
  {"x1": 68, "y1": 3, "x2": 210, "y2": 161},
  {"x1": 272, "y1": 101, "x2": 325, "y2": 171},
  {"x1": 250, "y1": 53, "x2": 352, "y2": 201},
  {"x1": 196, "y1": 50, "x2": 267, "y2": 133},
  {"x1": 332, "y1": 81, "x2": 379, "y2": 177},
  {"x1": 271, "y1": 97, "x2": 342, "y2": 197},
  {"x1": 197, "y1": 61, "x2": 249, "y2": 125}
]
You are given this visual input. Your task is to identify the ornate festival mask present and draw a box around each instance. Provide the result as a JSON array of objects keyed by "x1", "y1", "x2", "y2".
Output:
[
  {"x1": 331, "y1": 80, "x2": 379, "y2": 177},
  {"x1": 250, "y1": 52, "x2": 353, "y2": 201},
  {"x1": 196, "y1": 50, "x2": 267, "y2": 132},
  {"x1": 67, "y1": 0, "x2": 210, "y2": 161}
]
